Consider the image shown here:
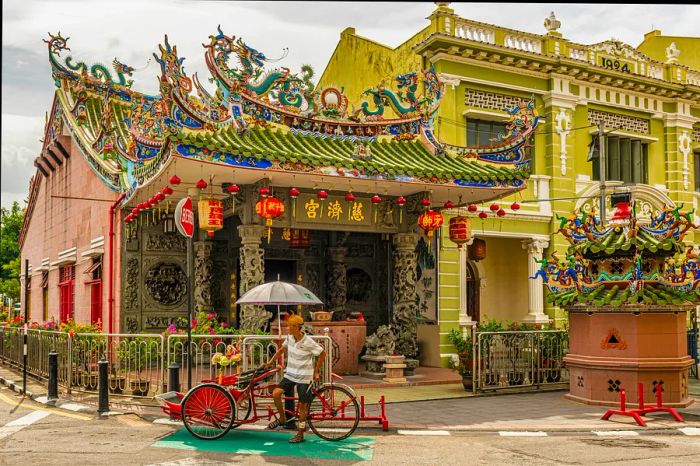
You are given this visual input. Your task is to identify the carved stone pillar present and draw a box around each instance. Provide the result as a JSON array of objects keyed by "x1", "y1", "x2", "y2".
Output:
[
  {"x1": 521, "y1": 238, "x2": 551, "y2": 324},
  {"x1": 326, "y1": 247, "x2": 348, "y2": 320},
  {"x1": 391, "y1": 233, "x2": 420, "y2": 359},
  {"x1": 238, "y1": 224, "x2": 269, "y2": 332},
  {"x1": 194, "y1": 241, "x2": 214, "y2": 313}
]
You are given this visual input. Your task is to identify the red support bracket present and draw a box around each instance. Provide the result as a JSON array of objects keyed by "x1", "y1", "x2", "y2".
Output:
[
  {"x1": 601, "y1": 383, "x2": 684, "y2": 427},
  {"x1": 358, "y1": 394, "x2": 389, "y2": 431}
]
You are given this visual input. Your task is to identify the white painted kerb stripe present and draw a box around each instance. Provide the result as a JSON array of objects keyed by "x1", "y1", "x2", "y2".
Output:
[
  {"x1": 678, "y1": 427, "x2": 700, "y2": 436},
  {"x1": 398, "y1": 430, "x2": 451, "y2": 436},
  {"x1": 592, "y1": 431, "x2": 639, "y2": 436},
  {"x1": 498, "y1": 431, "x2": 547, "y2": 437},
  {"x1": 59, "y1": 402, "x2": 90, "y2": 412},
  {"x1": 0, "y1": 411, "x2": 51, "y2": 440}
]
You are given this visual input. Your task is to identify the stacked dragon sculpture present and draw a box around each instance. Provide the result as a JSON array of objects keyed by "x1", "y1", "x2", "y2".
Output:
[{"x1": 533, "y1": 201, "x2": 700, "y2": 308}]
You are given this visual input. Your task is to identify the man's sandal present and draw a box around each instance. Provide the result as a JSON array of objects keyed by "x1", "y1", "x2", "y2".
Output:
[
  {"x1": 268, "y1": 418, "x2": 284, "y2": 430},
  {"x1": 288, "y1": 433, "x2": 305, "y2": 443}
]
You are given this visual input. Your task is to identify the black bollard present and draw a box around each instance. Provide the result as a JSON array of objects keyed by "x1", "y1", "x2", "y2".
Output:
[
  {"x1": 168, "y1": 362, "x2": 180, "y2": 392},
  {"x1": 48, "y1": 351, "x2": 58, "y2": 401},
  {"x1": 98, "y1": 358, "x2": 109, "y2": 414}
]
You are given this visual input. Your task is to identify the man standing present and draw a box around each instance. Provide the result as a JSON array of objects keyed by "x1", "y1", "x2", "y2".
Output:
[{"x1": 265, "y1": 314, "x2": 326, "y2": 443}]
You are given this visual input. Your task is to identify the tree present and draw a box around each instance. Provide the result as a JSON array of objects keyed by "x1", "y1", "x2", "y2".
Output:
[{"x1": 0, "y1": 202, "x2": 25, "y2": 301}]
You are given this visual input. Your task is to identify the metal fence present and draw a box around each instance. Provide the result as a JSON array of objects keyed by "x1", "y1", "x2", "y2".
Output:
[
  {"x1": 473, "y1": 330, "x2": 569, "y2": 392},
  {"x1": 0, "y1": 325, "x2": 332, "y2": 398}
]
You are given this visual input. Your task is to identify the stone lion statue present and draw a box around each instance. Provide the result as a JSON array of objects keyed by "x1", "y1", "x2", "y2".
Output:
[{"x1": 364, "y1": 325, "x2": 396, "y2": 356}]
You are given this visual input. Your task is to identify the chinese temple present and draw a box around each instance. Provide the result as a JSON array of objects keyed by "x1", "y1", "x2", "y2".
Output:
[
  {"x1": 540, "y1": 201, "x2": 699, "y2": 406},
  {"x1": 20, "y1": 28, "x2": 539, "y2": 368}
]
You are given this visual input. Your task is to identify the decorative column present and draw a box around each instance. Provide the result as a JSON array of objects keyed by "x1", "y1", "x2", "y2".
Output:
[
  {"x1": 238, "y1": 224, "x2": 269, "y2": 332},
  {"x1": 391, "y1": 233, "x2": 420, "y2": 361},
  {"x1": 194, "y1": 241, "x2": 214, "y2": 313},
  {"x1": 326, "y1": 247, "x2": 347, "y2": 320},
  {"x1": 521, "y1": 239, "x2": 551, "y2": 324}
]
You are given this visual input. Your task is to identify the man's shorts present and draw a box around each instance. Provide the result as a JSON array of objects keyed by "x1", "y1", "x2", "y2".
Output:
[{"x1": 278, "y1": 376, "x2": 313, "y2": 403}]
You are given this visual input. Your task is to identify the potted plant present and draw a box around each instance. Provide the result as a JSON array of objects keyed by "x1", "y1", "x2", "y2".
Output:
[{"x1": 447, "y1": 329, "x2": 473, "y2": 391}]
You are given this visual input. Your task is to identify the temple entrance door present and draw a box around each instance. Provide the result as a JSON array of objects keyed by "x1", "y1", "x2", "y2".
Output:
[{"x1": 466, "y1": 260, "x2": 481, "y2": 322}]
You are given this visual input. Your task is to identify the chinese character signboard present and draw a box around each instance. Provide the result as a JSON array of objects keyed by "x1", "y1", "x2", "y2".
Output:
[{"x1": 291, "y1": 194, "x2": 396, "y2": 232}]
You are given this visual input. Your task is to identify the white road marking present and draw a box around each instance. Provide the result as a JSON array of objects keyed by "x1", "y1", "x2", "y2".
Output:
[
  {"x1": 678, "y1": 427, "x2": 700, "y2": 436},
  {"x1": 397, "y1": 429, "x2": 450, "y2": 436},
  {"x1": 154, "y1": 418, "x2": 183, "y2": 426},
  {"x1": 59, "y1": 402, "x2": 91, "y2": 412},
  {"x1": 592, "y1": 430, "x2": 640, "y2": 436},
  {"x1": 498, "y1": 431, "x2": 547, "y2": 437},
  {"x1": 0, "y1": 411, "x2": 51, "y2": 440}
]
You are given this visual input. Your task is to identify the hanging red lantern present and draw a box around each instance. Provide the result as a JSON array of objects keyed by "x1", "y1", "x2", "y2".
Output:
[
  {"x1": 317, "y1": 190, "x2": 328, "y2": 200},
  {"x1": 256, "y1": 196, "x2": 285, "y2": 243},
  {"x1": 449, "y1": 216, "x2": 472, "y2": 249},
  {"x1": 344, "y1": 192, "x2": 355, "y2": 202},
  {"x1": 162, "y1": 186, "x2": 173, "y2": 196},
  {"x1": 196, "y1": 179, "x2": 208, "y2": 190},
  {"x1": 417, "y1": 210, "x2": 444, "y2": 239},
  {"x1": 489, "y1": 203, "x2": 499, "y2": 212},
  {"x1": 371, "y1": 195, "x2": 382, "y2": 224},
  {"x1": 155, "y1": 192, "x2": 165, "y2": 202},
  {"x1": 478, "y1": 211, "x2": 488, "y2": 219},
  {"x1": 198, "y1": 198, "x2": 224, "y2": 238},
  {"x1": 371, "y1": 195, "x2": 382, "y2": 204},
  {"x1": 469, "y1": 238, "x2": 487, "y2": 261},
  {"x1": 287, "y1": 187, "x2": 300, "y2": 219},
  {"x1": 511, "y1": 202, "x2": 521, "y2": 211},
  {"x1": 149, "y1": 197, "x2": 158, "y2": 207},
  {"x1": 444, "y1": 200, "x2": 455, "y2": 209},
  {"x1": 467, "y1": 204, "x2": 478, "y2": 213},
  {"x1": 497, "y1": 209, "x2": 506, "y2": 217},
  {"x1": 169, "y1": 175, "x2": 181, "y2": 185},
  {"x1": 396, "y1": 196, "x2": 407, "y2": 224},
  {"x1": 131, "y1": 208, "x2": 139, "y2": 215},
  {"x1": 420, "y1": 198, "x2": 431, "y2": 208},
  {"x1": 227, "y1": 184, "x2": 240, "y2": 194},
  {"x1": 259, "y1": 187, "x2": 270, "y2": 198},
  {"x1": 344, "y1": 192, "x2": 356, "y2": 220},
  {"x1": 289, "y1": 187, "x2": 300, "y2": 198}
]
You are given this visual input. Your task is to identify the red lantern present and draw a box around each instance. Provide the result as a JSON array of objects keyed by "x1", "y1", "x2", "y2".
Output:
[
  {"x1": 196, "y1": 179, "x2": 208, "y2": 190},
  {"x1": 449, "y1": 216, "x2": 472, "y2": 249},
  {"x1": 345, "y1": 193, "x2": 355, "y2": 202},
  {"x1": 444, "y1": 200, "x2": 455, "y2": 209},
  {"x1": 169, "y1": 175, "x2": 181, "y2": 185},
  {"x1": 149, "y1": 197, "x2": 157, "y2": 207},
  {"x1": 469, "y1": 238, "x2": 487, "y2": 261},
  {"x1": 396, "y1": 196, "x2": 407, "y2": 224},
  {"x1": 155, "y1": 192, "x2": 165, "y2": 202},
  {"x1": 489, "y1": 203, "x2": 499, "y2": 212},
  {"x1": 417, "y1": 210, "x2": 444, "y2": 243},
  {"x1": 256, "y1": 196, "x2": 285, "y2": 243},
  {"x1": 259, "y1": 187, "x2": 270, "y2": 198},
  {"x1": 227, "y1": 184, "x2": 240, "y2": 194},
  {"x1": 289, "y1": 187, "x2": 300, "y2": 198},
  {"x1": 131, "y1": 208, "x2": 139, "y2": 215},
  {"x1": 420, "y1": 198, "x2": 431, "y2": 208},
  {"x1": 467, "y1": 204, "x2": 478, "y2": 213},
  {"x1": 497, "y1": 209, "x2": 506, "y2": 217},
  {"x1": 371, "y1": 195, "x2": 382, "y2": 204},
  {"x1": 162, "y1": 186, "x2": 173, "y2": 196},
  {"x1": 511, "y1": 202, "x2": 521, "y2": 211},
  {"x1": 317, "y1": 190, "x2": 328, "y2": 200},
  {"x1": 478, "y1": 211, "x2": 488, "y2": 219}
]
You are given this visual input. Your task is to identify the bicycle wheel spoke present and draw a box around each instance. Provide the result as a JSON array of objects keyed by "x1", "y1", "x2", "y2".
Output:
[
  {"x1": 308, "y1": 385, "x2": 359, "y2": 441},
  {"x1": 182, "y1": 384, "x2": 234, "y2": 440}
]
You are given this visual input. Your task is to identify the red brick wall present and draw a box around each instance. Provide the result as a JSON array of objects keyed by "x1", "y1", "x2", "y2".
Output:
[{"x1": 21, "y1": 134, "x2": 123, "y2": 330}]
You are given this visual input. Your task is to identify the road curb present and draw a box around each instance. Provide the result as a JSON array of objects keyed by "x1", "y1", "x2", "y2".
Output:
[{"x1": 0, "y1": 374, "x2": 100, "y2": 416}]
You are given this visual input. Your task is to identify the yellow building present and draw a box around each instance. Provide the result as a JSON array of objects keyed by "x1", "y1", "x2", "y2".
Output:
[{"x1": 319, "y1": 3, "x2": 700, "y2": 366}]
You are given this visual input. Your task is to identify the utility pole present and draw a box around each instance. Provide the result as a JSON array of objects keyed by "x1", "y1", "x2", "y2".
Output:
[{"x1": 598, "y1": 121, "x2": 607, "y2": 224}]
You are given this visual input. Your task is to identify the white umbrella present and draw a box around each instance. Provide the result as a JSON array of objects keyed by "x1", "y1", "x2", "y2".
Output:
[{"x1": 236, "y1": 281, "x2": 323, "y2": 337}]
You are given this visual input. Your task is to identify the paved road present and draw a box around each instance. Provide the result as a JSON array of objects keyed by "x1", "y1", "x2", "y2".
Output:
[{"x1": 2, "y1": 385, "x2": 700, "y2": 465}]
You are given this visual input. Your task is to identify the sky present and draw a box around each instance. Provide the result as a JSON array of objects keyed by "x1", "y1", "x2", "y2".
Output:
[{"x1": 2, "y1": 1, "x2": 699, "y2": 211}]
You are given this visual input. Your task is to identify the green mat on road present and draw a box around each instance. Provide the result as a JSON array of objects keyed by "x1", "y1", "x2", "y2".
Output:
[{"x1": 152, "y1": 428, "x2": 374, "y2": 461}]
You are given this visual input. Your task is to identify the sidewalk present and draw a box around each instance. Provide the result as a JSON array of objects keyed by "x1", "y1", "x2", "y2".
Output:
[{"x1": 2, "y1": 363, "x2": 699, "y2": 432}]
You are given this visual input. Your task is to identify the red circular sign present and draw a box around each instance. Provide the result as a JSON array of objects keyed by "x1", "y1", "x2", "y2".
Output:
[{"x1": 175, "y1": 197, "x2": 194, "y2": 238}]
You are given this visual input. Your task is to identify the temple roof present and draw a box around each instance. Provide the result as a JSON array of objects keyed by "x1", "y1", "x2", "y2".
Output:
[
  {"x1": 547, "y1": 282, "x2": 700, "y2": 308},
  {"x1": 36, "y1": 29, "x2": 539, "y2": 206}
]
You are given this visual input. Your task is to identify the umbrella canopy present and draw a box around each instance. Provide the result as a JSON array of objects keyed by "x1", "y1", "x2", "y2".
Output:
[{"x1": 235, "y1": 281, "x2": 323, "y2": 306}]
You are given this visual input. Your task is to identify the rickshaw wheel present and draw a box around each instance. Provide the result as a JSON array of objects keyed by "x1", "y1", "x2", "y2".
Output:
[
  {"x1": 182, "y1": 383, "x2": 235, "y2": 440},
  {"x1": 308, "y1": 384, "x2": 360, "y2": 441}
]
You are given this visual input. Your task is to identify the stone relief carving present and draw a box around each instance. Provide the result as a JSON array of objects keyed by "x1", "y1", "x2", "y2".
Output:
[
  {"x1": 125, "y1": 316, "x2": 138, "y2": 333},
  {"x1": 145, "y1": 316, "x2": 176, "y2": 330},
  {"x1": 377, "y1": 200, "x2": 396, "y2": 229},
  {"x1": 145, "y1": 233, "x2": 186, "y2": 251},
  {"x1": 326, "y1": 247, "x2": 347, "y2": 320},
  {"x1": 346, "y1": 244, "x2": 374, "y2": 258},
  {"x1": 304, "y1": 263, "x2": 320, "y2": 297},
  {"x1": 144, "y1": 262, "x2": 187, "y2": 306},
  {"x1": 390, "y1": 234, "x2": 419, "y2": 359},
  {"x1": 347, "y1": 268, "x2": 372, "y2": 303},
  {"x1": 124, "y1": 258, "x2": 139, "y2": 311},
  {"x1": 238, "y1": 225, "x2": 270, "y2": 332},
  {"x1": 194, "y1": 241, "x2": 214, "y2": 312}
]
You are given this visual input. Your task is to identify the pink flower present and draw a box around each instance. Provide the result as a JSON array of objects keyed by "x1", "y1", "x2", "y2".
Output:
[
  {"x1": 68, "y1": 330, "x2": 75, "y2": 338},
  {"x1": 207, "y1": 313, "x2": 216, "y2": 321},
  {"x1": 221, "y1": 322, "x2": 228, "y2": 327},
  {"x1": 167, "y1": 323, "x2": 177, "y2": 333}
]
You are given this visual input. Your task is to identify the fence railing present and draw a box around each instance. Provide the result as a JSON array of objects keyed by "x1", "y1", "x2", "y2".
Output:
[
  {"x1": 473, "y1": 330, "x2": 569, "y2": 392},
  {"x1": 0, "y1": 326, "x2": 333, "y2": 398}
]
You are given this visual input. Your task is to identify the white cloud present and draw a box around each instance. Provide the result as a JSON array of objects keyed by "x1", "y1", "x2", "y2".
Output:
[{"x1": 1, "y1": 1, "x2": 698, "y2": 210}]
